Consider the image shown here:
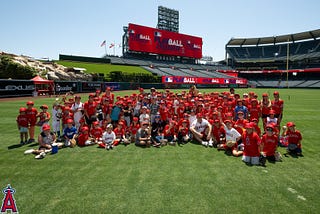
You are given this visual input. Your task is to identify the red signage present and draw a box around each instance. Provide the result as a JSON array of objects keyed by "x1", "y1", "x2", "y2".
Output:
[
  {"x1": 162, "y1": 76, "x2": 247, "y2": 85},
  {"x1": 128, "y1": 23, "x2": 202, "y2": 59}
]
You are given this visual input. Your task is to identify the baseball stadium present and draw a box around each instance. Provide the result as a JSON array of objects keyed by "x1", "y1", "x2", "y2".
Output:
[{"x1": 1, "y1": 3, "x2": 320, "y2": 214}]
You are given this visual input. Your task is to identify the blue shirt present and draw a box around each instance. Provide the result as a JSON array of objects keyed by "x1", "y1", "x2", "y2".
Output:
[{"x1": 63, "y1": 126, "x2": 77, "y2": 139}]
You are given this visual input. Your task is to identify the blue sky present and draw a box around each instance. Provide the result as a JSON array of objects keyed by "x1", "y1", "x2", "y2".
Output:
[{"x1": 1, "y1": 0, "x2": 319, "y2": 61}]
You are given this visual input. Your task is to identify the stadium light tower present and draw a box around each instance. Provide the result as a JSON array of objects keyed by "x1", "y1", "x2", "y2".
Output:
[{"x1": 157, "y1": 6, "x2": 179, "y2": 32}]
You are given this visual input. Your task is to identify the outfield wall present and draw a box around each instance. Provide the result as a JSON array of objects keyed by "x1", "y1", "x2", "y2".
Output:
[{"x1": 0, "y1": 79, "x2": 248, "y2": 98}]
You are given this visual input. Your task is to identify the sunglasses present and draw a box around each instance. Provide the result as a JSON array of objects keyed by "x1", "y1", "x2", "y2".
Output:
[{"x1": 266, "y1": 128, "x2": 273, "y2": 132}]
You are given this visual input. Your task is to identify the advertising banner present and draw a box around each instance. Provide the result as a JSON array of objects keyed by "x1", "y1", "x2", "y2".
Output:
[
  {"x1": 128, "y1": 23, "x2": 202, "y2": 59},
  {"x1": 0, "y1": 80, "x2": 35, "y2": 97},
  {"x1": 161, "y1": 76, "x2": 248, "y2": 85}
]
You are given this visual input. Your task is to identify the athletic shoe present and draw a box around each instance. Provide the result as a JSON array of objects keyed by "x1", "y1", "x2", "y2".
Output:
[
  {"x1": 35, "y1": 152, "x2": 46, "y2": 159},
  {"x1": 169, "y1": 141, "x2": 176, "y2": 146},
  {"x1": 106, "y1": 145, "x2": 110, "y2": 150},
  {"x1": 110, "y1": 145, "x2": 113, "y2": 150},
  {"x1": 20, "y1": 141, "x2": 25, "y2": 145},
  {"x1": 24, "y1": 149, "x2": 35, "y2": 155},
  {"x1": 153, "y1": 143, "x2": 161, "y2": 148},
  {"x1": 208, "y1": 139, "x2": 213, "y2": 147},
  {"x1": 202, "y1": 141, "x2": 208, "y2": 147},
  {"x1": 27, "y1": 139, "x2": 35, "y2": 144}
]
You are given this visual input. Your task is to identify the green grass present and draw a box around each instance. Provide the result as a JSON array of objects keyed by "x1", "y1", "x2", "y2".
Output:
[
  {"x1": 1, "y1": 88, "x2": 320, "y2": 213},
  {"x1": 56, "y1": 60, "x2": 151, "y2": 76}
]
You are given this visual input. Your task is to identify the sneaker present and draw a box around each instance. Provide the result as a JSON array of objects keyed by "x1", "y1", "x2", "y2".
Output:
[
  {"x1": 153, "y1": 143, "x2": 161, "y2": 148},
  {"x1": 208, "y1": 139, "x2": 213, "y2": 147},
  {"x1": 106, "y1": 145, "x2": 110, "y2": 150},
  {"x1": 202, "y1": 141, "x2": 208, "y2": 147},
  {"x1": 35, "y1": 152, "x2": 46, "y2": 159},
  {"x1": 20, "y1": 141, "x2": 25, "y2": 145},
  {"x1": 110, "y1": 145, "x2": 113, "y2": 150},
  {"x1": 24, "y1": 149, "x2": 35, "y2": 155}
]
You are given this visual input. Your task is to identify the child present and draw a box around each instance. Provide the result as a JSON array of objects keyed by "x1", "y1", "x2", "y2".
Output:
[
  {"x1": 285, "y1": 122, "x2": 303, "y2": 156},
  {"x1": 260, "y1": 124, "x2": 279, "y2": 162},
  {"x1": 163, "y1": 120, "x2": 178, "y2": 146},
  {"x1": 16, "y1": 107, "x2": 29, "y2": 144},
  {"x1": 100, "y1": 124, "x2": 116, "y2": 150},
  {"x1": 128, "y1": 117, "x2": 140, "y2": 143},
  {"x1": 62, "y1": 106, "x2": 74, "y2": 130},
  {"x1": 242, "y1": 123, "x2": 261, "y2": 165},
  {"x1": 218, "y1": 120, "x2": 242, "y2": 156},
  {"x1": 26, "y1": 101, "x2": 38, "y2": 143},
  {"x1": 177, "y1": 119, "x2": 190, "y2": 144},
  {"x1": 77, "y1": 126, "x2": 94, "y2": 147},
  {"x1": 113, "y1": 122, "x2": 130, "y2": 146},
  {"x1": 90, "y1": 121, "x2": 103, "y2": 144},
  {"x1": 63, "y1": 119, "x2": 77, "y2": 147},
  {"x1": 37, "y1": 104, "x2": 51, "y2": 131},
  {"x1": 135, "y1": 122, "x2": 152, "y2": 148},
  {"x1": 52, "y1": 103, "x2": 62, "y2": 141}
]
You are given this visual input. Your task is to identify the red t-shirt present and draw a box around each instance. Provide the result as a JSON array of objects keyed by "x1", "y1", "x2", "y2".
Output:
[
  {"x1": 271, "y1": 99, "x2": 284, "y2": 115},
  {"x1": 287, "y1": 130, "x2": 302, "y2": 148},
  {"x1": 212, "y1": 125, "x2": 225, "y2": 142},
  {"x1": 164, "y1": 125, "x2": 176, "y2": 137},
  {"x1": 62, "y1": 112, "x2": 74, "y2": 125},
  {"x1": 17, "y1": 114, "x2": 29, "y2": 127},
  {"x1": 26, "y1": 108, "x2": 38, "y2": 125},
  {"x1": 90, "y1": 127, "x2": 103, "y2": 139},
  {"x1": 129, "y1": 123, "x2": 140, "y2": 135},
  {"x1": 84, "y1": 101, "x2": 97, "y2": 117},
  {"x1": 78, "y1": 133, "x2": 89, "y2": 146},
  {"x1": 114, "y1": 127, "x2": 125, "y2": 138},
  {"x1": 178, "y1": 126, "x2": 189, "y2": 136},
  {"x1": 242, "y1": 131, "x2": 261, "y2": 157},
  {"x1": 261, "y1": 134, "x2": 278, "y2": 156},
  {"x1": 248, "y1": 105, "x2": 261, "y2": 121}
]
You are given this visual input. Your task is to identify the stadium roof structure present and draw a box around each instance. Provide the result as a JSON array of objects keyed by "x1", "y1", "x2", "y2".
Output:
[{"x1": 226, "y1": 29, "x2": 320, "y2": 46}]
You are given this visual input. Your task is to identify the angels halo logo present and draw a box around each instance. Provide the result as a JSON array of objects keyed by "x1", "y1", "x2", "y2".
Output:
[{"x1": 1, "y1": 184, "x2": 18, "y2": 213}]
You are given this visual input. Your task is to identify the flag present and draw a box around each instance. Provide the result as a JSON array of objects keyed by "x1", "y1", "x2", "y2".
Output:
[
  {"x1": 100, "y1": 40, "x2": 106, "y2": 47},
  {"x1": 109, "y1": 43, "x2": 115, "y2": 48}
]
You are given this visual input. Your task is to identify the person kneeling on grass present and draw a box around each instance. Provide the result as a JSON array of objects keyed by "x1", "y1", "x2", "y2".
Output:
[
  {"x1": 260, "y1": 124, "x2": 280, "y2": 162},
  {"x1": 99, "y1": 124, "x2": 116, "y2": 150},
  {"x1": 242, "y1": 123, "x2": 262, "y2": 166},
  {"x1": 24, "y1": 124, "x2": 63, "y2": 159},
  {"x1": 285, "y1": 122, "x2": 303, "y2": 156}
]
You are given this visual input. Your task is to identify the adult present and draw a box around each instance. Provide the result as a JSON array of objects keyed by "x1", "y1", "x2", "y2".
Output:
[
  {"x1": 71, "y1": 95, "x2": 84, "y2": 130},
  {"x1": 83, "y1": 93, "x2": 97, "y2": 126},
  {"x1": 190, "y1": 113, "x2": 212, "y2": 147},
  {"x1": 271, "y1": 91, "x2": 284, "y2": 125}
]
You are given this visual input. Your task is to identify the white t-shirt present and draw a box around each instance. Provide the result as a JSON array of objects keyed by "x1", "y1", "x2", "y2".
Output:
[
  {"x1": 71, "y1": 102, "x2": 84, "y2": 122},
  {"x1": 102, "y1": 131, "x2": 116, "y2": 144},
  {"x1": 223, "y1": 124, "x2": 241, "y2": 142},
  {"x1": 189, "y1": 115, "x2": 197, "y2": 127},
  {"x1": 191, "y1": 118, "x2": 209, "y2": 133},
  {"x1": 139, "y1": 113, "x2": 150, "y2": 123}
]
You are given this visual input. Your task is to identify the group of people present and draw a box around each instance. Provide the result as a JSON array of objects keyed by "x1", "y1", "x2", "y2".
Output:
[{"x1": 17, "y1": 86, "x2": 303, "y2": 164}]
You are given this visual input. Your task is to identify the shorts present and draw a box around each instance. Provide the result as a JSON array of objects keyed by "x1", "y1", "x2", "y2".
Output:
[
  {"x1": 20, "y1": 127, "x2": 28, "y2": 133},
  {"x1": 242, "y1": 156, "x2": 259, "y2": 165}
]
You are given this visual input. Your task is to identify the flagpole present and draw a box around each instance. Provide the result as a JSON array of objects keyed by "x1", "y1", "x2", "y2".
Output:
[
  {"x1": 105, "y1": 42, "x2": 107, "y2": 56},
  {"x1": 113, "y1": 40, "x2": 116, "y2": 56},
  {"x1": 286, "y1": 39, "x2": 290, "y2": 88}
]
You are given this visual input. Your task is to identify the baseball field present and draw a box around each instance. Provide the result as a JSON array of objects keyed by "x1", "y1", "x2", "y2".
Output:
[{"x1": 0, "y1": 88, "x2": 319, "y2": 213}]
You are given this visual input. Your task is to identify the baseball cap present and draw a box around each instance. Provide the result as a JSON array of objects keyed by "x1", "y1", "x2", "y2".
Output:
[
  {"x1": 214, "y1": 119, "x2": 220, "y2": 123},
  {"x1": 26, "y1": 101, "x2": 34, "y2": 105},
  {"x1": 133, "y1": 117, "x2": 139, "y2": 122},
  {"x1": 42, "y1": 124, "x2": 51, "y2": 131},
  {"x1": 196, "y1": 113, "x2": 203, "y2": 118},
  {"x1": 224, "y1": 120, "x2": 232, "y2": 124},
  {"x1": 287, "y1": 122, "x2": 295, "y2": 127},
  {"x1": 182, "y1": 119, "x2": 188, "y2": 123},
  {"x1": 93, "y1": 121, "x2": 99, "y2": 126},
  {"x1": 40, "y1": 104, "x2": 48, "y2": 109},
  {"x1": 273, "y1": 91, "x2": 279, "y2": 95},
  {"x1": 262, "y1": 93, "x2": 268, "y2": 97},
  {"x1": 66, "y1": 119, "x2": 74, "y2": 124},
  {"x1": 106, "y1": 124, "x2": 113, "y2": 129},
  {"x1": 245, "y1": 123, "x2": 253, "y2": 129},
  {"x1": 89, "y1": 93, "x2": 95, "y2": 98},
  {"x1": 237, "y1": 111, "x2": 244, "y2": 115},
  {"x1": 19, "y1": 107, "x2": 27, "y2": 112},
  {"x1": 118, "y1": 122, "x2": 124, "y2": 126},
  {"x1": 81, "y1": 126, "x2": 89, "y2": 132},
  {"x1": 269, "y1": 110, "x2": 275, "y2": 115}
]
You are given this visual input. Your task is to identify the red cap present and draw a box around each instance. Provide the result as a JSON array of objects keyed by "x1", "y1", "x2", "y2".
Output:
[
  {"x1": 273, "y1": 91, "x2": 279, "y2": 95},
  {"x1": 79, "y1": 118, "x2": 85, "y2": 123},
  {"x1": 81, "y1": 126, "x2": 89, "y2": 132},
  {"x1": 262, "y1": 93, "x2": 268, "y2": 97},
  {"x1": 251, "y1": 118, "x2": 258, "y2": 122},
  {"x1": 92, "y1": 121, "x2": 99, "y2": 126},
  {"x1": 26, "y1": 101, "x2": 34, "y2": 105},
  {"x1": 19, "y1": 107, "x2": 27, "y2": 112},
  {"x1": 214, "y1": 119, "x2": 220, "y2": 123},
  {"x1": 266, "y1": 124, "x2": 274, "y2": 130},
  {"x1": 196, "y1": 113, "x2": 203, "y2": 118},
  {"x1": 182, "y1": 119, "x2": 188, "y2": 123},
  {"x1": 245, "y1": 123, "x2": 253, "y2": 129},
  {"x1": 269, "y1": 110, "x2": 275, "y2": 115},
  {"x1": 237, "y1": 111, "x2": 244, "y2": 115},
  {"x1": 251, "y1": 99, "x2": 257, "y2": 103},
  {"x1": 64, "y1": 106, "x2": 70, "y2": 111},
  {"x1": 224, "y1": 120, "x2": 232, "y2": 124},
  {"x1": 133, "y1": 117, "x2": 139, "y2": 122},
  {"x1": 287, "y1": 122, "x2": 295, "y2": 127},
  {"x1": 40, "y1": 104, "x2": 48, "y2": 109},
  {"x1": 42, "y1": 124, "x2": 51, "y2": 131},
  {"x1": 118, "y1": 122, "x2": 124, "y2": 126},
  {"x1": 66, "y1": 119, "x2": 74, "y2": 124},
  {"x1": 89, "y1": 93, "x2": 95, "y2": 98}
]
